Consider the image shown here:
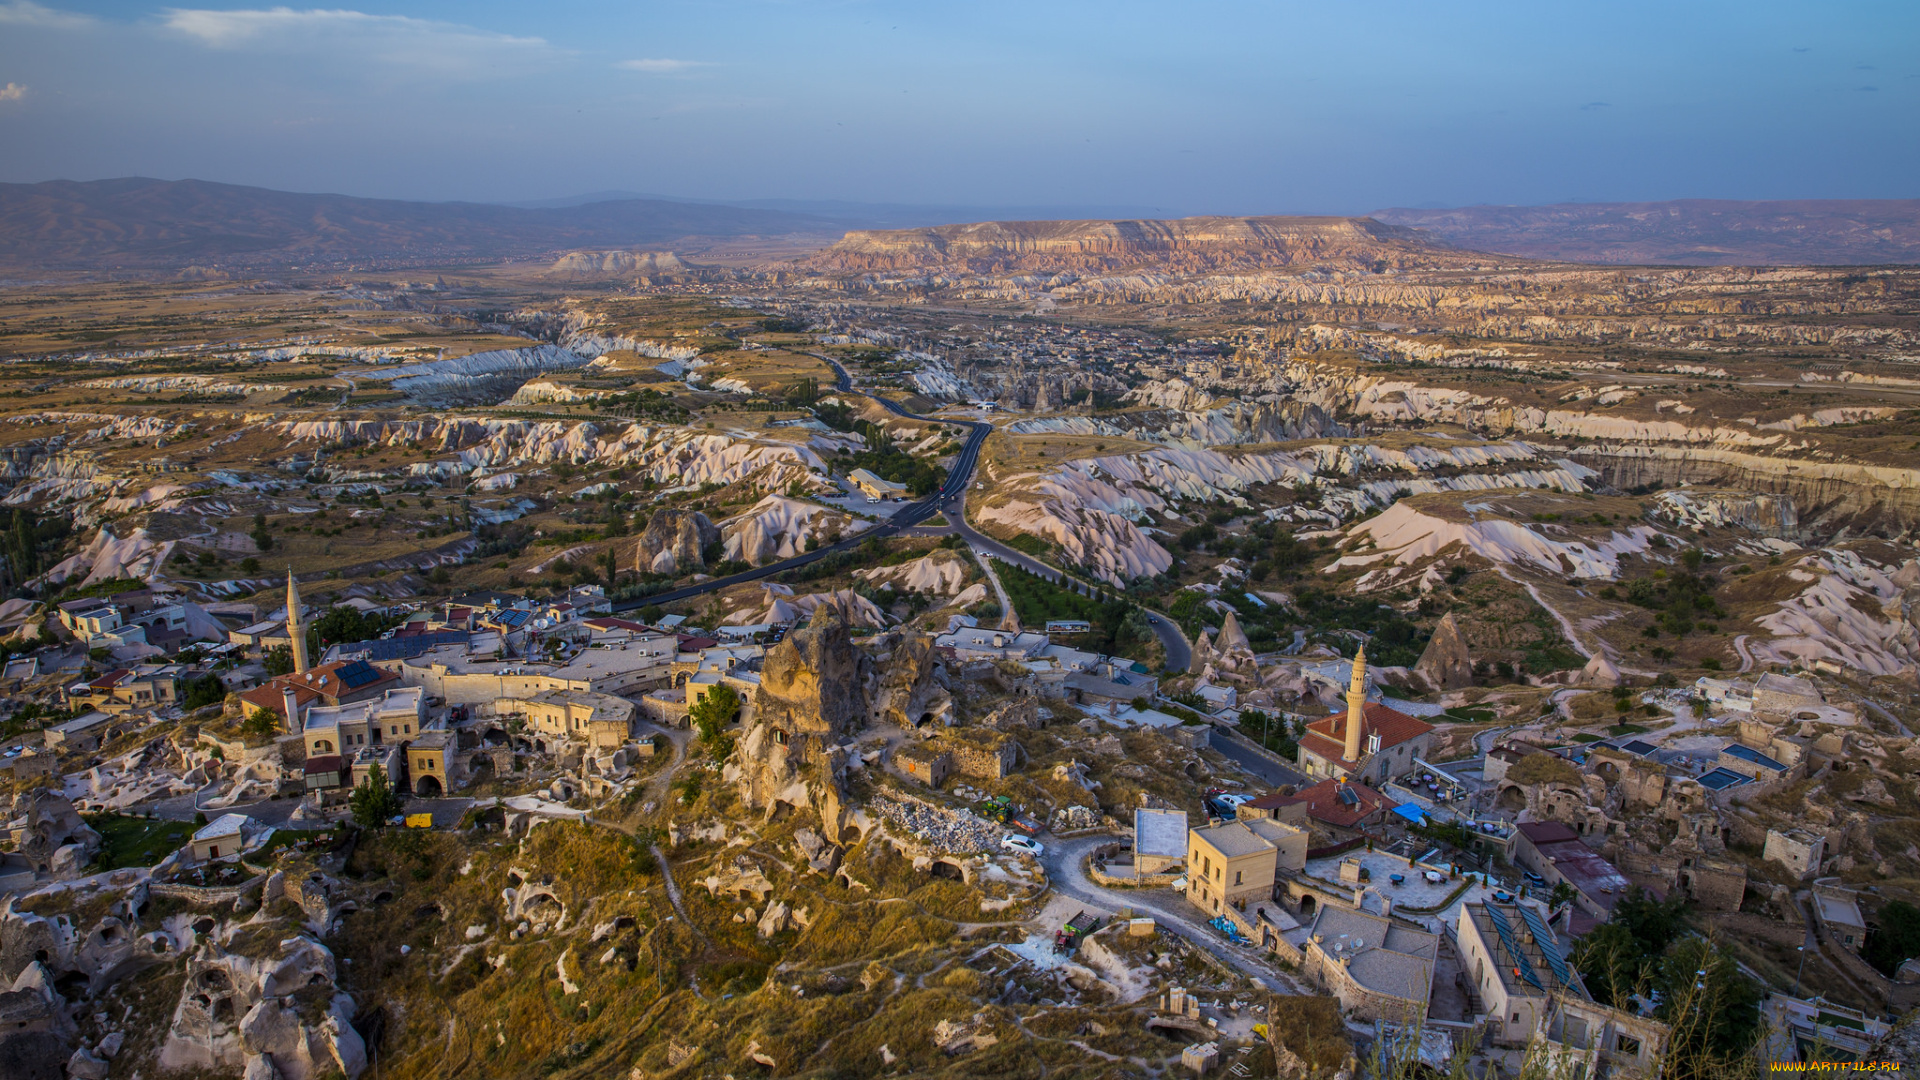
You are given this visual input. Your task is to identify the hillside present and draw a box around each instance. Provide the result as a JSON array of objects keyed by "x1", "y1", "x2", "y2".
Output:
[
  {"x1": 0, "y1": 177, "x2": 844, "y2": 271},
  {"x1": 806, "y1": 214, "x2": 1471, "y2": 273},
  {"x1": 1373, "y1": 199, "x2": 1920, "y2": 266}
]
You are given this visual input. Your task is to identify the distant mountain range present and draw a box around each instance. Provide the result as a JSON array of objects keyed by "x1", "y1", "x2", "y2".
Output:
[
  {"x1": 2, "y1": 178, "x2": 1916, "y2": 271},
  {"x1": 806, "y1": 215, "x2": 1458, "y2": 274},
  {"x1": 1373, "y1": 199, "x2": 1920, "y2": 265},
  {"x1": 0, "y1": 177, "x2": 846, "y2": 271}
]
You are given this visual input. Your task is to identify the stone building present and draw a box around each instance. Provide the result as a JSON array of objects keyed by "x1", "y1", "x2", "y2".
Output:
[
  {"x1": 1765, "y1": 828, "x2": 1826, "y2": 878},
  {"x1": 1812, "y1": 882, "x2": 1870, "y2": 953},
  {"x1": 1457, "y1": 900, "x2": 1583, "y2": 1046},
  {"x1": 406, "y1": 730, "x2": 456, "y2": 796},
  {"x1": 1302, "y1": 904, "x2": 1437, "y2": 1021},
  {"x1": 1295, "y1": 650, "x2": 1434, "y2": 785},
  {"x1": 1185, "y1": 817, "x2": 1307, "y2": 916},
  {"x1": 1509, "y1": 822, "x2": 1632, "y2": 918},
  {"x1": 895, "y1": 741, "x2": 951, "y2": 787}
]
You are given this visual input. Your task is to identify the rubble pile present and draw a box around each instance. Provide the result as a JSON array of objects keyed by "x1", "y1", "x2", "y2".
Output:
[{"x1": 871, "y1": 793, "x2": 1001, "y2": 854}]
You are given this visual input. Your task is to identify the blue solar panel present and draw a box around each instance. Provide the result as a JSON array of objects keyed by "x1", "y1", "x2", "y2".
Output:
[
  {"x1": 1518, "y1": 904, "x2": 1571, "y2": 987},
  {"x1": 338, "y1": 631, "x2": 467, "y2": 662},
  {"x1": 1485, "y1": 905, "x2": 1543, "y2": 991},
  {"x1": 334, "y1": 660, "x2": 382, "y2": 688}
]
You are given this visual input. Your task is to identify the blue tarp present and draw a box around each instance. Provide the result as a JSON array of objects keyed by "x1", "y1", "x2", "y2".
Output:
[{"x1": 1392, "y1": 803, "x2": 1428, "y2": 825}]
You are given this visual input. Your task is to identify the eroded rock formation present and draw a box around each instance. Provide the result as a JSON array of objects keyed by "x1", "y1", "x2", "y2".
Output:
[{"x1": 634, "y1": 509, "x2": 720, "y2": 575}]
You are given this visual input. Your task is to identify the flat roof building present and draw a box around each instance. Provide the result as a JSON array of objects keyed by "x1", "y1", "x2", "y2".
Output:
[
  {"x1": 1510, "y1": 822, "x2": 1633, "y2": 919},
  {"x1": 1185, "y1": 817, "x2": 1308, "y2": 916},
  {"x1": 1303, "y1": 904, "x2": 1438, "y2": 1021}
]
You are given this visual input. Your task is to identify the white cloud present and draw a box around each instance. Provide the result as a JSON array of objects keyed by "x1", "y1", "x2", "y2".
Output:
[
  {"x1": 0, "y1": 83, "x2": 25, "y2": 103},
  {"x1": 160, "y1": 7, "x2": 560, "y2": 77},
  {"x1": 616, "y1": 58, "x2": 708, "y2": 74},
  {"x1": 0, "y1": 1, "x2": 96, "y2": 30}
]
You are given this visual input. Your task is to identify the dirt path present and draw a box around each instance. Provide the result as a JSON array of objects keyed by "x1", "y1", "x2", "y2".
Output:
[{"x1": 1733, "y1": 633, "x2": 1755, "y2": 673}]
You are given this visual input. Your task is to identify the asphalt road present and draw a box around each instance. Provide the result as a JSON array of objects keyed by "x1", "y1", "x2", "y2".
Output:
[
  {"x1": 611, "y1": 361, "x2": 988, "y2": 613},
  {"x1": 1208, "y1": 728, "x2": 1308, "y2": 789},
  {"x1": 614, "y1": 357, "x2": 1194, "y2": 677},
  {"x1": 1041, "y1": 834, "x2": 1293, "y2": 993}
]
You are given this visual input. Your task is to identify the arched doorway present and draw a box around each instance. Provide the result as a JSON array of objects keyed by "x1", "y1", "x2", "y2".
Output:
[
  {"x1": 312, "y1": 739, "x2": 334, "y2": 754},
  {"x1": 415, "y1": 775, "x2": 443, "y2": 797},
  {"x1": 1299, "y1": 893, "x2": 1317, "y2": 917}
]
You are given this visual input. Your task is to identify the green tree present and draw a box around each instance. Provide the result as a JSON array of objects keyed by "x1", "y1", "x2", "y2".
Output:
[
  {"x1": 240, "y1": 707, "x2": 280, "y2": 740},
  {"x1": 179, "y1": 673, "x2": 227, "y2": 710},
  {"x1": 1864, "y1": 899, "x2": 1920, "y2": 976},
  {"x1": 1657, "y1": 936, "x2": 1762, "y2": 1076},
  {"x1": 350, "y1": 763, "x2": 403, "y2": 828},
  {"x1": 689, "y1": 683, "x2": 741, "y2": 751},
  {"x1": 262, "y1": 645, "x2": 295, "y2": 677}
]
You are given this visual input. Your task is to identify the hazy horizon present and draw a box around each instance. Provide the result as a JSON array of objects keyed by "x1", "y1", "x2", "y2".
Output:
[{"x1": 1, "y1": 0, "x2": 1915, "y2": 213}]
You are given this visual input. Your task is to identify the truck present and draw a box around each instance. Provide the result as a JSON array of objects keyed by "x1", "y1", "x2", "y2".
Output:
[{"x1": 1054, "y1": 911, "x2": 1102, "y2": 954}]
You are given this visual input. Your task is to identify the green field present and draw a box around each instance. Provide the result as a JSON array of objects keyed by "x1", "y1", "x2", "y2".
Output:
[{"x1": 85, "y1": 814, "x2": 193, "y2": 871}]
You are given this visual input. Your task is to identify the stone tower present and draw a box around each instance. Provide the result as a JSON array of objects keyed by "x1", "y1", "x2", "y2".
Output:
[
  {"x1": 1344, "y1": 644, "x2": 1367, "y2": 764},
  {"x1": 286, "y1": 568, "x2": 310, "y2": 675}
]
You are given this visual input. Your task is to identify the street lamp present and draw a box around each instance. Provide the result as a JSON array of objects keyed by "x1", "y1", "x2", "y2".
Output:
[{"x1": 1793, "y1": 945, "x2": 1808, "y2": 997}]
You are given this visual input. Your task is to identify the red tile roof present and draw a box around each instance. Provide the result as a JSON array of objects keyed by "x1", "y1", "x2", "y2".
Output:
[
  {"x1": 1254, "y1": 777, "x2": 1399, "y2": 830},
  {"x1": 239, "y1": 682, "x2": 323, "y2": 717},
  {"x1": 1298, "y1": 701, "x2": 1435, "y2": 771}
]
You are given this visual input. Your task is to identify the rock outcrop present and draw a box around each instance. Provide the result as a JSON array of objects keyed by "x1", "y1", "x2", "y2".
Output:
[
  {"x1": 728, "y1": 610, "x2": 873, "y2": 837},
  {"x1": 16, "y1": 792, "x2": 101, "y2": 881},
  {"x1": 634, "y1": 509, "x2": 720, "y2": 575},
  {"x1": 867, "y1": 631, "x2": 953, "y2": 728},
  {"x1": 1414, "y1": 613, "x2": 1474, "y2": 691}
]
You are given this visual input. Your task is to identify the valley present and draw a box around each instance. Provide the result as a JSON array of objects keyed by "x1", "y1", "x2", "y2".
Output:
[{"x1": 1, "y1": 211, "x2": 1919, "y2": 1080}]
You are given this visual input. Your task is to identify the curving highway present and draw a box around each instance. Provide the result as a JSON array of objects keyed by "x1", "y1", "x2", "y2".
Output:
[{"x1": 612, "y1": 357, "x2": 1194, "y2": 675}]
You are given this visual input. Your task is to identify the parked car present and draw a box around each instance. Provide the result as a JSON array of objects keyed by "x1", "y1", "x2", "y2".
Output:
[{"x1": 1002, "y1": 835, "x2": 1043, "y2": 856}]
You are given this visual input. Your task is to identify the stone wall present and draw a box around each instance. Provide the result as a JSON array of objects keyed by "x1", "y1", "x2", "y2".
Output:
[
  {"x1": 148, "y1": 875, "x2": 263, "y2": 906},
  {"x1": 947, "y1": 734, "x2": 1018, "y2": 780},
  {"x1": 1303, "y1": 942, "x2": 1429, "y2": 1021}
]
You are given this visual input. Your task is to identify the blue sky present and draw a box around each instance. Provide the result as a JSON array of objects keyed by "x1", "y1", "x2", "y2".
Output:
[{"x1": 0, "y1": 0, "x2": 1914, "y2": 212}]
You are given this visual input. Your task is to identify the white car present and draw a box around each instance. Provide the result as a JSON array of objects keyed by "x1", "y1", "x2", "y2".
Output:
[{"x1": 1002, "y1": 835, "x2": 1044, "y2": 857}]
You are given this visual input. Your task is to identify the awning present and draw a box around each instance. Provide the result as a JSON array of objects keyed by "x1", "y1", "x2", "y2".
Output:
[{"x1": 1392, "y1": 803, "x2": 1428, "y2": 825}]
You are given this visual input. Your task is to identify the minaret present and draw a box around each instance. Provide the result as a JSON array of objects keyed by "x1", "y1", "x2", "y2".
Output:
[
  {"x1": 1344, "y1": 644, "x2": 1367, "y2": 764},
  {"x1": 286, "y1": 568, "x2": 310, "y2": 675}
]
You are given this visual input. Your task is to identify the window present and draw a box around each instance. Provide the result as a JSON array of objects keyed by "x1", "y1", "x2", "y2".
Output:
[
  {"x1": 1615, "y1": 1035, "x2": 1641, "y2": 1056},
  {"x1": 1845, "y1": 935, "x2": 1855, "y2": 945},
  {"x1": 1234, "y1": 870, "x2": 1243, "y2": 886},
  {"x1": 1512, "y1": 1014, "x2": 1521, "y2": 1023}
]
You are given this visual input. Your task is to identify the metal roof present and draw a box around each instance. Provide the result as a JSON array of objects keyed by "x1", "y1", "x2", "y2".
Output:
[
  {"x1": 1134, "y1": 808, "x2": 1189, "y2": 858},
  {"x1": 1723, "y1": 743, "x2": 1788, "y2": 771},
  {"x1": 1697, "y1": 767, "x2": 1752, "y2": 791}
]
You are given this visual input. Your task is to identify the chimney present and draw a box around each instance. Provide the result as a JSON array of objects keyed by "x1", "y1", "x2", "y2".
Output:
[
  {"x1": 1344, "y1": 645, "x2": 1368, "y2": 764},
  {"x1": 281, "y1": 686, "x2": 301, "y2": 733}
]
